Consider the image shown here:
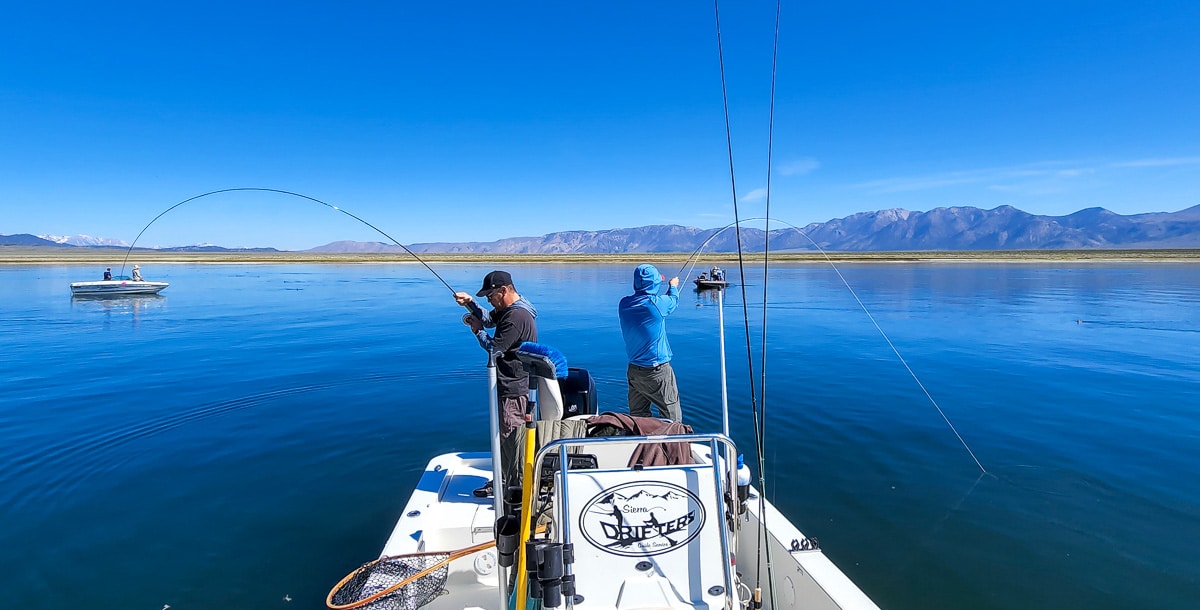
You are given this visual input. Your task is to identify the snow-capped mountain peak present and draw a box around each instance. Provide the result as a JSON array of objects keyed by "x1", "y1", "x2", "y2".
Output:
[{"x1": 38, "y1": 234, "x2": 130, "y2": 247}]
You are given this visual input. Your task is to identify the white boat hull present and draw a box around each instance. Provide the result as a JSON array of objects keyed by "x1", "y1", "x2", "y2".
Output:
[
  {"x1": 70, "y1": 280, "x2": 169, "y2": 295},
  {"x1": 372, "y1": 444, "x2": 879, "y2": 610}
]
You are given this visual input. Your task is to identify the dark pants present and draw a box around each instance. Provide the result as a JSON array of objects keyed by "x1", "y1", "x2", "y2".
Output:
[
  {"x1": 626, "y1": 362, "x2": 681, "y2": 422},
  {"x1": 499, "y1": 395, "x2": 528, "y2": 487}
]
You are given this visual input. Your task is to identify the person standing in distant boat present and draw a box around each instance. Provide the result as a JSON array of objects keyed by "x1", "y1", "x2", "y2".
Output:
[
  {"x1": 454, "y1": 271, "x2": 538, "y2": 486},
  {"x1": 103, "y1": 267, "x2": 113, "y2": 280},
  {"x1": 618, "y1": 264, "x2": 682, "y2": 422},
  {"x1": 131, "y1": 265, "x2": 143, "y2": 281}
]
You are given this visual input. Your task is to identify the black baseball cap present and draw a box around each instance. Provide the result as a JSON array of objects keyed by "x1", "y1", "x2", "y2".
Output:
[{"x1": 475, "y1": 270, "x2": 513, "y2": 297}]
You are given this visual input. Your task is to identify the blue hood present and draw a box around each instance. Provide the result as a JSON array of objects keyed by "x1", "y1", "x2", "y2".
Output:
[{"x1": 633, "y1": 264, "x2": 662, "y2": 294}]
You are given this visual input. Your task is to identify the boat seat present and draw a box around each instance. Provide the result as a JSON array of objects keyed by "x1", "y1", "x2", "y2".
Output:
[
  {"x1": 516, "y1": 342, "x2": 568, "y2": 422},
  {"x1": 534, "y1": 377, "x2": 564, "y2": 422}
]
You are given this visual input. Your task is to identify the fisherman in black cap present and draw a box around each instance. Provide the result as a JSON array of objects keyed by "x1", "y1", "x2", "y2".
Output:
[
  {"x1": 454, "y1": 271, "x2": 538, "y2": 330},
  {"x1": 454, "y1": 271, "x2": 538, "y2": 485}
]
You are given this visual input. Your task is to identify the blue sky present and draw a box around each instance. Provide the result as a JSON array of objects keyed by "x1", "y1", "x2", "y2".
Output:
[{"x1": 2, "y1": 1, "x2": 1198, "y2": 250}]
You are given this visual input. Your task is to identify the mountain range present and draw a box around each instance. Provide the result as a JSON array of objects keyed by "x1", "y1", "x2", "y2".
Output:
[
  {"x1": 39, "y1": 234, "x2": 130, "y2": 247},
  {"x1": 5, "y1": 204, "x2": 1199, "y2": 253},
  {"x1": 310, "y1": 204, "x2": 1200, "y2": 253},
  {"x1": 1, "y1": 234, "x2": 278, "y2": 252}
]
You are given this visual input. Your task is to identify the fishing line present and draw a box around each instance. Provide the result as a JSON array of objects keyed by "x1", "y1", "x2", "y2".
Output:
[
  {"x1": 116, "y1": 187, "x2": 458, "y2": 295},
  {"x1": 1076, "y1": 319, "x2": 1200, "y2": 333},
  {"x1": 685, "y1": 213, "x2": 989, "y2": 474},
  {"x1": 756, "y1": 218, "x2": 988, "y2": 475},
  {"x1": 674, "y1": 216, "x2": 782, "y2": 282},
  {"x1": 681, "y1": 212, "x2": 991, "y2": 485},
  {"x1": 885, "y1": 471, "x2": 990, "y2": 582}
]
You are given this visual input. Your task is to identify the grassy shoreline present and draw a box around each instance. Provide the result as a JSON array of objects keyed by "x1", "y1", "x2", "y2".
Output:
[{"x1": 2, "y1": 246, "x2": 1199, "y2": 265}]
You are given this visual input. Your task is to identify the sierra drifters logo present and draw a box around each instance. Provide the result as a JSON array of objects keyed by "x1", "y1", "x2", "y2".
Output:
[{"x1": 579, "y1": 481, "x2": 706, "y2": 556}]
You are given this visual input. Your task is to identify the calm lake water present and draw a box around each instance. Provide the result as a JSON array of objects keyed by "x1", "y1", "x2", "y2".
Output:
[{"x1": 2, "y1": 261, "x2": 1198, "y2": 609}]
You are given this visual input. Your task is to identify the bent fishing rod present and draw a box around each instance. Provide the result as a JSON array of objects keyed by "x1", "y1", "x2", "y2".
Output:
[{"x1": 117, "y1": 187, "x2": 458, "y2": 295}]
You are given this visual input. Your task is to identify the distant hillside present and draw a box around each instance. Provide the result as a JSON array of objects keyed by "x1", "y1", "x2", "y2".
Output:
[
  {"x1": 780, "y1": 204, "x2": 1200, "y2": 250},
  {"x1": 154, "y1": 245, "x2": 280, "y2": 253},
  {"x1": 309, "y1": 240, "x2": 409, "y2": 253},
  {"x1": 0, "y1": 234, "x2": 66, "y2": 247},
  {"x1": 309, "y1": 204, "x2": 1200, "y2": 254},
  {"x1": 0, "y1": 234, "x2": 278, "y2": 253}
]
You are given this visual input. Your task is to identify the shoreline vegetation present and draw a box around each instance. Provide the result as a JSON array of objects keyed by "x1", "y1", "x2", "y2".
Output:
[{"x1": 3, "y1": 246, "x2": 1199, "y2": 265}]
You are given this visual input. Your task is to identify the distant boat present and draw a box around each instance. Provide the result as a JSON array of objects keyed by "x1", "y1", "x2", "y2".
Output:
[
  {"x1": 693, "y1": 277, "x2": 730, "y2": 290},
  {"x1": 694, "y1": 267, "x2": 730, "y2": 290},
  {"x1": 70, "y1": 277, "x2": 169, "y2": 296}
]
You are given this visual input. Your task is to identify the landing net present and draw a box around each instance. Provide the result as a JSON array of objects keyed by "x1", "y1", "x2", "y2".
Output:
[{"x1": 327, "y1": 551, "x2": 451, "y2": 610}]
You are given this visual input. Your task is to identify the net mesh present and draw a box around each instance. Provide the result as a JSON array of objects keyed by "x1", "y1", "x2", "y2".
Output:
[{"x1": 328, "y1": 553, "x2": 451, "y2": 610}]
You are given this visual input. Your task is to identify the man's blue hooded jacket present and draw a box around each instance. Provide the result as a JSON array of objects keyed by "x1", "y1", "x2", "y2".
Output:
[{"x1": 618, "y1": 264, "x2": 679, "y2": 367}]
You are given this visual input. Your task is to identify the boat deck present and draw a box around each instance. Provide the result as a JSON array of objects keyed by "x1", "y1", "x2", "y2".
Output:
[{"x1": 372, "y1": 439, "x2": 880, "y2": 610}]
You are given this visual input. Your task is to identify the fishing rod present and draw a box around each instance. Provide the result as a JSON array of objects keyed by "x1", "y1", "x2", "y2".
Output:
[
  {"x1": 711, "y1": 0, "x2": 779, "y2": 605},
  {"x1": 756, "y1": 0, "x2": 783, "y2": 595},
  {"x1": 673, "y1": 216, "x2": 777, "y2": 283},
  {"x1": 116, "y1": 187, "x2": 458, "y2": 295}
]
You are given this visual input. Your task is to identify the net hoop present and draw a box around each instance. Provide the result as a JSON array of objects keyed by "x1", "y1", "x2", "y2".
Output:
[{"x1": 327, "y1": 539, "x2": 496, "y2": 610}]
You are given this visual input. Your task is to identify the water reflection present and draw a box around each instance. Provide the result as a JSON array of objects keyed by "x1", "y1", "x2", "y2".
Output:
[
  {"x1": 692, "y1": 286, "x2": 726, "y2": 304},
  {"x1": 70, "y1": 294, "x2": 165, "y2": 327}
]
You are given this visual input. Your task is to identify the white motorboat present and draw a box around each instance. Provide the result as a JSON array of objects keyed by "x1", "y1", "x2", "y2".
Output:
[
  {"x1": 327, "y1": 340, "x2": 879, "y2": 610},
  {"x1": 70, "y1": 277, "x2": 169, "y2": 296}
]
